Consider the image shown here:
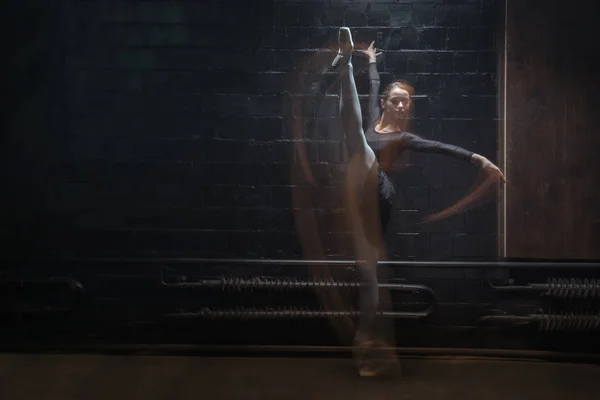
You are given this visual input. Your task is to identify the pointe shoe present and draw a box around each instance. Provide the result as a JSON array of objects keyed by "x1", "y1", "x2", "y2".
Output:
[
  {"x1": 353, "y1": 338, "x2": 400, "y2": 378},
  {"x1": 331, "y1": 27, "x2": 355, "y2": 68}
]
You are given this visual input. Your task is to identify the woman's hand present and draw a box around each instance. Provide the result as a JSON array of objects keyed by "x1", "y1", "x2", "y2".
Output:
[
  {"x1": 358, "y1": 41, "x2": 382, "y2": 63},
  {"x1": 472, "y1": 154, "x2": 506, "y2": 183}
]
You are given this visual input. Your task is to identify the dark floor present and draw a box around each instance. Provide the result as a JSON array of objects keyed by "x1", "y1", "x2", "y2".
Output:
[{"x1": 0, "y1": 353, "x2": 599, "y2": 399}]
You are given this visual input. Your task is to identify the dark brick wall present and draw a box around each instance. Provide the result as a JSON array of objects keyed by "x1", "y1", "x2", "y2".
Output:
[{"x1": 4, "y1": 0, "x2": 502, "y2": 261}]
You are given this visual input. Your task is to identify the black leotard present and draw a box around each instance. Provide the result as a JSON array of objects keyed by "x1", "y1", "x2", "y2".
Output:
[{"x1": 364, "y1": 62, "x2": 474, "y2": 233}]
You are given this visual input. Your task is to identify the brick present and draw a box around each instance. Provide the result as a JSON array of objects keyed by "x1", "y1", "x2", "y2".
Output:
[
  {"x1": 278, "y1": 4, "x2": 300, "y2": 26},
  {"x1": 314, "y1": 95, "x2": 338, "y2": 118},
  {"x1": 215, "y1": 94, "x2": 248, "y2": 118},
  {"x1": 62, "y1": 228, "x2": 138, "y2": 256},
  {"x1": 250, "y1": 2, "x2": 278, "y2": 26},
  {"x1": 435, "y1": 5, "x2": 459, "y2": 27},
  {"x1": 295, "y1": 140, "x2": 319, "y2": 164},
  {"x1": 455, "y1": 51, "x2": 478, "y2": 73},
  {"x1": 412, "y1": 119, "x2": 440, "y2": 137},
  {"x1": 429, "y1": 233, "x2": 453, "y2": 260},
  {"x1": 298, "y1": 96, "x2": 317, "y2": 119},
  {"x1": 404, "y1": 74, "x2": 441, "y2": 95},
  {"x1": 452, "y1": 233, "x2": 496, "y2": 258},
  {"x1": 388, "y1": 233, "x2": 430, "y2": 258},
  {"x1": 309, "y1": 27, "x2": 336, "y2": 48},
  {"x1": 394, "y1": 210, "x2": 420, "y2": 230},
  {"x1": 387, "y1": 27, "x2": 418, "y2": 50},
  {"x1": 461, "y1": 73, "x2": 497, "y2": 95},
  {"x1": 105, "y1": 1, "x2": 135, "y2": 23},
  {"x1": 439, "y1": 74, "x2": 461, "y2": 96},
  {"x1": 310, "y1": 118, "x2": 339, "y2": 141},
  {"x1": 155, "y1": 184, "x2": 204, "y2": 208},
  {"x1": 436, "y1": 52, "x2": 456, "y2": 73},
  {"x1": 170, "y1": 231, "x2": 244, "y2": 256},
  {"x1": 384, "y1": 52, "x2": 409, "y2": 74},
  {"x1": 471, "y1": 28, "x2": 496, "y2": 50},
  {"x1": 248, "y1": 95, "x2": 283, "y2": 117},
  {"x1": 420, "y1": 211, "x2": 467, "y2": 234},
  {"x1": 313, "y1": 184, "x2": 345, "y2": 209},
  {"x1": 252, "y1": 50, "x2": 277, "y2": 73},
  {"x1": 411, "y1": 96, "x2": 431, "y2": 120},
  {"x1": 345, "y1": 6, "x2": 369, "y2": 27},
  {"x1": 407, "y1": 52, "x2": 437, "y2": 74},
  {"x1": 273, "y1": 140, "x2": 295, "y2": 164},
  {"x1": 481, "y1": 1, "x2": 501, "y2": 27},
  {"x1": 417, "y1": 28, "x2": 447, "y2": 50},
  {"x1": 201, "y1": 140, "x2": 245, "y2": 164},
  {"x1": 474, "y1": 139, "x2": 497, "y2": 162},
  {"x1": 126, "y1": 162, "x2": 196, "y2": 185},
  {"x1": 273, "y1": 50, "x2": 296, "y2": 71},
  {"x1": 322, "y1": 233, "x2": 353, "y2": 257},
  {"x1": 213, "y1": 208, "x2": 284, "y2": 232},
  {"x1": 262, "y1": 27, "x2": 287, "y2": 49},
  {"x1": 212, "y1": 164, "x2": 262, "y2": 186},
  {"x1": 477, "y1": 51, "x2": 497, "y2": 73},
  {"x1": 248, "y1": 231, "x2": 296, "y2": 258},
  {"x1": 412, "y1": 4, "x2": 437, "y2": 26},
  {"x1": 465, "y1": 205, "x2": 497, "y2": 234},
  {"x1": 286, "y1": 27, "x2": 311, "y2": 49},
  {"x1": 458, "y1": 4, "x2": 482, "y2": 27},
  {"x1": 389, "y1": 5, "x2": 413, "y2": 26},
  {"x1": 367, "y1": 5, "x2": 392, "y2": 26},
  {"x1": 439, "y1": 119, "x2": 493, "y2": 145},
  {"x1": 461, "y1": 95, "x2": 497, "y2": 118},
  {"x1": 426, "y1": 95, "x2": 457, "y2": 119},
  {"x1": 134, "y1": 139, "x2": 194, "y2": 163},
  {"x1": 322, "y1": 6, "x2": 345, "y2": 27},
  {"x1": 206, "y1": 185, "x2": 271, "y2": 209},
  {"x1": 446, "y1": 28, "x2": 471, "y2": 51},
  {"x1": 298, "y1": 4, "x2": 324, "y2": 26},
  {"x1": 280, "y1": 209, "x2": 297, "y2": 232},
  {"x1": 317, "y1": 141, "x2": 344, "y2": 163},
  {"x1": 270, "y1": 185, "x2": 293, "y2": 209}
]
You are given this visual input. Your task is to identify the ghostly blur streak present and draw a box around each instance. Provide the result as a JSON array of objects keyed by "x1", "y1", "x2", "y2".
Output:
[
  {"x1": 421, "y1": 169, "x2": 503, "y2": 224},
  {"x1": 289, "y1": 41, "x2": 355, "y2": 345}
]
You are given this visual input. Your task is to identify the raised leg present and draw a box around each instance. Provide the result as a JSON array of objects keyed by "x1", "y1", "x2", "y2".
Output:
[{"x1": 334, "y1": 27, "x2": 392, "y2": 376}]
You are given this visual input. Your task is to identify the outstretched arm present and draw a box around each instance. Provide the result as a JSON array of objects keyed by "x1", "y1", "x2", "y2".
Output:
[
  {"x1": 404, "y1": 133, "x2": 474, "y2": 162},
  {"x1": 404, "y1": 133, "x2": 505, "y2": 181},
  {"x1": 404, "y1": 133, "x2": 506, "y2": 223},
  {"x1": 357, "y1": 41, "x2": 382, "y2": 128}
]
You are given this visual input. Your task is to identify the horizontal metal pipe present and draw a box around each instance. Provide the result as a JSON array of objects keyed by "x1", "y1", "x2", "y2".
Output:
[
  {"x1": 0, "y1": 278, "x2": 84, "y2": 291},
  {"x1": 50, "y1": 258, "x2": 600, "y2": 268},
  {"x1": 166, "y1": 309, "x2": 432, "y2": 320},
  {"x1": 478, "y1": 315, "x2": 532, "y2": 325},
  {"x1": 159, "y1": 279, "x2": 437, "y2": 294},
  {"x1": 479, "y1": 313, "x2": 600, "y2": 332}
]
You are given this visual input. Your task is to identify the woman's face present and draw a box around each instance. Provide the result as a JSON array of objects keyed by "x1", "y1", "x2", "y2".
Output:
[{"x1": 381, "y1": 87, "x2": 411, "y2": 118}]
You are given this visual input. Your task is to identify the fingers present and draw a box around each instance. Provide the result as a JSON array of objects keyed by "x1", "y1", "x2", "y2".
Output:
[{"x1": 490, "y1": 168, "x2": 506, "y2": 184}]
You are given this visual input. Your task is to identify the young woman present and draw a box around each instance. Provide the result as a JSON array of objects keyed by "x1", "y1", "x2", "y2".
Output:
[{"x1": 330, "y1": 27, "x2": 505, "y2": 377}]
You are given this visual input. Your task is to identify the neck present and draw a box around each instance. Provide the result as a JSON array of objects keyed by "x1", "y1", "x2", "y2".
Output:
[{"x1": 377, "y1": 111, "x2": 406, "y2": 133}]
